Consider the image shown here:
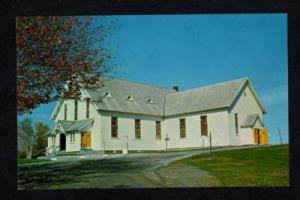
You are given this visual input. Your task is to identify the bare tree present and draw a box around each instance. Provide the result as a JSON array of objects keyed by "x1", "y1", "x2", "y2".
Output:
[{"x1": 18, "y1": 118, "x2": 35, "y2": 159}]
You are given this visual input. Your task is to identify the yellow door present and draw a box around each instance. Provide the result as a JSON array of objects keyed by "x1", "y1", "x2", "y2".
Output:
[
  {"x1": 260, "y1": 128, "x2": 269, "y2": 145},
  {"x1": 81, "y1": 131, "x2": 91, "y2": 148},
  {"x1": 253, "y1": 128, "x2": 259, "y2": 144}
]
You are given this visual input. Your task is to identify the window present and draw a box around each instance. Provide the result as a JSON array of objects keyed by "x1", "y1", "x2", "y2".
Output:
[
  {"x1": 86, "y1": 98, "x2": 90, "y2": 118},
  {"x1": 235, "y1": 113, "x2": 239, "y2": 134},
  {"x1": 74, "y1": 100, "x2": 78, "y2": 121},
  {"x1": 52, "y1": 135, "x2": 55, "y2": 144},
  {"x1": 179, "y1": 118, "x2": 186, "y2": 138},
  {"x1": 111, "y1": 117, "x2": 118, "y2": 138},
  {"x1": 201, "y1": 116, "x2": 208, "y2": 136},
  {"x1": 64, "y1": 104, "x2": 67, "y2": 120},
  {"x1": 156, "y1": 121, "x2": 161, "y2": 139},
  {"x1": 70, "y1": 133, "x2": 75, "y2": 142},
  {"x1": 135, "y1": 119, "x2": 141, "y2": 139},
  {"x1": 244, "y1": 91, "x2": 246, "y2": 97}
]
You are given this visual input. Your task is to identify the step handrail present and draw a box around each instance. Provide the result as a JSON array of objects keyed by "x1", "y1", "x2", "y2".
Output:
[{"x1": 46, "y1": 145, "x2": 60, "y2": 155}]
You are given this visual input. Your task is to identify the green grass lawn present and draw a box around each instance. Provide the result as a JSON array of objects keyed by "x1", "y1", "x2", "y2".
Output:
[
  {"x1": 18, "y1": 158, "x2": 51, "y2": 165},
  {"x1": 171, "y1": 145, "x2": 289, "y2": 186}
]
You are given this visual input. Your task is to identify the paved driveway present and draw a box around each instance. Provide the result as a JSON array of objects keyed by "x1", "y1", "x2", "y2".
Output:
[{"x1": 18, "y1": 146, "x2": 260, "y2": 189}]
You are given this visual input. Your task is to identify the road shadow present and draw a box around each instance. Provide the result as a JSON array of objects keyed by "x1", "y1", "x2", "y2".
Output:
[{"x1": 18, "y1": 157, "x2": 148, "y2": 190}]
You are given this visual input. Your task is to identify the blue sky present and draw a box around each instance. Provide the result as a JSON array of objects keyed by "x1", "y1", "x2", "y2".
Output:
[{"x1": 18, "y1": 14, "x2": 288, "y2": 144}]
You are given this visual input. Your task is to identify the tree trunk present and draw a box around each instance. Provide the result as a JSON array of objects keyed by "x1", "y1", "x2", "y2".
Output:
[{"x1": 26, "y1": 146, "x2": 32, "y2": 159}]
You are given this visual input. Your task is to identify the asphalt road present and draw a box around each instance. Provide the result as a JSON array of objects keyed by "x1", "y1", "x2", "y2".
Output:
[{"x1": 18, "y1": 145, "x2": 261, "y2": 189}]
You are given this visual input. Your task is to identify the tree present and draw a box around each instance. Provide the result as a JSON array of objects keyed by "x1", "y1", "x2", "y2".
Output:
[
  {"x1": 33, "y1": 122, "x2": 50, "y2": 158},
  {"x1": 17, "y1": 16, "x2": 118, "y2": 114},
  {"x1": 18, "y1": 118, "x2": 35, "y2": 159}
]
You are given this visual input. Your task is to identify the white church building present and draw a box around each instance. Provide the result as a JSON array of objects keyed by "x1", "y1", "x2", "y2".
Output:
[{"x1": 46, "y1": 77, "x2": 268, "y2": 154}]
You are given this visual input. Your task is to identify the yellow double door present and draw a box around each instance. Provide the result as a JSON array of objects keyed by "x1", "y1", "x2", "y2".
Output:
[
  {"x1": 253, "y1": 128, "x2": 268, "y2": 145},
  {"x1": 81, "y1": 131, "x2": 91, "y2": 148}
]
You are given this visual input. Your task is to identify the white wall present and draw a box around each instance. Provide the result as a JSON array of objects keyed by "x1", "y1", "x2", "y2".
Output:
[
  {"x1": 98, "y1": 109, "x2": 229, "y2": 151},
  {"x1": 164, "y1": 110, "x2": 229, "y2": 149},
  {"x1": 46, "y1": 134, "x2": 60, "y2": 153},
  {"x1": 65, "y1": 132, "x2": 81, "y2": 152},
  {"x1": 52, "y1": 89, "x2": 102, "y2": 152},
  {"x1": 228, "y1": 85, "x2": 264, "y2": 145},
  {"x1": 99, "y1": 111, "x2": 164, "y2": 151}
]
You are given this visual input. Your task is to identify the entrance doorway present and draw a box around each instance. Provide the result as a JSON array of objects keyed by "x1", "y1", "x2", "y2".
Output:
[
  {"x1": 254, "y1": 128, "x2": 260, "y2": 144},
  {"x1": 81, "y1": 131, "x2": 91, "y2": 149},
  {"x1": 60, "y1": 134, "x2": 66, "y2": 150},
  {"x1": 253, "y1": 128, "x2": 269, "y2": 145}
]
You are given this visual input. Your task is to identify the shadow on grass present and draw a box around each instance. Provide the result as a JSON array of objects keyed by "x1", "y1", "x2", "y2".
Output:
[{"x1": 18, "y1": 158, "x2": 148, "y2": 190}]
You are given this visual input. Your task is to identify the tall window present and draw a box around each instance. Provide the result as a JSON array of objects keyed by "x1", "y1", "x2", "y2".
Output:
[
  {"x1": 70, "y1": 133, "x2": 75, "y2": 142},
  {"x1": 64, "y1": 104, "x2": 67, "y2": 120},
  {"x1": 86, "y1": 98, "x2": 90, "y2": 118},
  {"x1": 74, "y1": 100, "x2": 78, "y2": 121},
  {"x1": 111, "y1": 117, "x2": 118, "y2": 138},
  {"x1": 156, "y1": 121, "x2": 161, "y2": 139},
  {"x1": 180, "y1": 118, "x2": 186, "y2": 138},
  {"x1": 201, "y1": 115, "x2": 208, "y2": 136},
  {"x1": 52, "y1": 135, "x2": 55, "y2": 145},
  {"x1": 135, "y1": 119, "x2": 141, "y2": 139},
  {"x1": 235, "y1": 113, "x2": 239, "y2": 134}
]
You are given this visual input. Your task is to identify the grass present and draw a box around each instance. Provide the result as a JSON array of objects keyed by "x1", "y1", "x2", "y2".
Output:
[
  {"x1": 170, "y1": 144, "x2": 289, "y2": 186},
  {"x1": 18, "y1": 158, "x2": 51, "y2": 165}
]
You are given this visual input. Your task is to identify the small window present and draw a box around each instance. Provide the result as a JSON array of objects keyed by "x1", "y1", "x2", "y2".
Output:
[
  {"x1": 156, "y1": 121, "x2": 161, "y2": 139},
  {"x1": 244, "y1": 91, "x2": 246, "y2": 97},
  {"x1": 111, "y1": 117, "x2": 118, "y2": 138},
  {"x1": 64, "y1": 104, "x2": 67, "y2": 120},
  {"x1": 70, "y1": 133, "x2": 75, "y2": 142},
  {"x1": 180, "y1": 118, "x2": 186, "y2": 138},
  {"x1": 74, "y1": 100, "x2": 78, "y2": 121},
  {"x1": 201, "y1": 116, "x2": 208, "y2": 136},
  {"x1": 135, "y1": 119, "x2": 141, "y2": 139},
  {"x1": 235, "y1": 113, "x2": 239, "y2": 134},
  {"x1": 86, "y1": 98, "x2": 90, "y2": 118}
]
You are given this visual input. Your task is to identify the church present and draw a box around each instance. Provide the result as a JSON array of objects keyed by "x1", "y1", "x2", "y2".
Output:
[{"x1": 46, "y1": 77, "x2": 268, "y2": 154}]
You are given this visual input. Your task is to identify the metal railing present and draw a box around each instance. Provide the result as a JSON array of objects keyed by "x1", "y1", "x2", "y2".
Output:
[{"x1": 46, "y1": 145, "x2": 60, "y2": 156}]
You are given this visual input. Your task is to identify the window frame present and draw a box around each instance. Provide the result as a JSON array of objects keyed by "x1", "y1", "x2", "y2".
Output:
[
  {"x1": 111, "y1": 117, "x2": 118, "y2": 138},
  {"x1": 70, "y1": 133, "x2": 75, "y2": 143},
  {"x1": 235, "y1": 113, "x2": 239, "y2": 135},
  {"x1": 86, "y1": 98, "x2": 90, "y2": 119},
  {"x1": 201, "y1": 115, "x2": 208, "y2": 136},
  {"x1": 135, "y1": 119, "x2": 141, "y2": 139},
  {"x1": 156, "y1": 121, "x2": 161, "y2": 140},
  {"x1": 74, "y1": 99, "x2": 78, "y2": 121},
  {"x1": 179, "y1": 118, "x2": 186, "y2": 138},
  {"x1": 64, "y1": 104, "x2": 67, "y2": 120}
]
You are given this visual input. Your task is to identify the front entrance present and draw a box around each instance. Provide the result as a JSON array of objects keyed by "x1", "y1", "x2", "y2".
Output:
[
  {"x1": 81, "y1": 131, "x2": 91, "y2": 149},
  {"x1": 60, "y1": 134, "x2": 66, "y2": 150},
  {"x1": 253, "y1": 128, "x2": 268, "y2": 145}
]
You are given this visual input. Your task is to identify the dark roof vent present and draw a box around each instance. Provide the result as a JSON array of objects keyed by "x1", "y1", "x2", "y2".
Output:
[
  {"x1": 147, "y1": 98, "x2": 154, "y2": 104},
  {"x1": 104, "y1": 91, "x2": 112, "y2": 98},
  {"x1": 127, "y1": 95, "x2": 134, "y2": 101},
  {"x1": 172, "y1": 84, "x2": 179, "y2": 92}
]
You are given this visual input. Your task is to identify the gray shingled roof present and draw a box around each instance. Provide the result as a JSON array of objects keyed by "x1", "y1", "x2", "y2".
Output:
[
  {"x1": 241, "y1": 114, "x2": 264, "y2": 128},
  {"x1": 80, "y1": 77, "x2": 265, "y2": 117},
  {"x1": 85, "y1": 78, "x2": 174, "y2": 116},
  {"x1": 165, "y1": 78, "x2": 248, "y2": 116},
  {"x1": 57, "y1": 119, "x2": 94, "y2": 132}
]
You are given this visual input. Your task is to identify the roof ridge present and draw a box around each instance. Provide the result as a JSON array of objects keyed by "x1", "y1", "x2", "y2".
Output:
[
  {"x1": 101, "y1": 77, "x2": 174, "y2": 93},
  {"x1": 168, "y1": 77, "x2": 249, "y2": 95}
]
